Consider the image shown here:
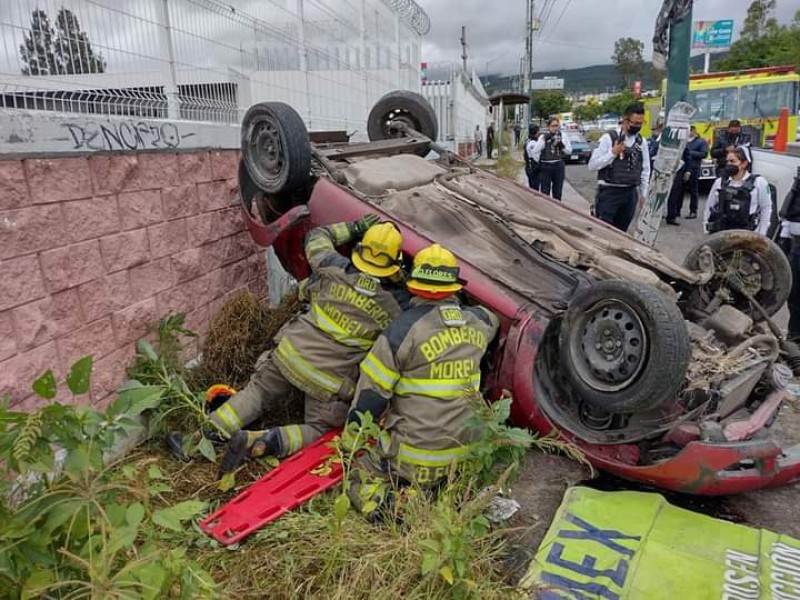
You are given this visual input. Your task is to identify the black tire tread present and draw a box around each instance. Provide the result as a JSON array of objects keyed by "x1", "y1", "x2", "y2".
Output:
[
  {"x1": 367, "y1": 90, "x2": 438, "y2": 153},
  {"x1": 558, "y1": 280, "x2": 691, "y2": 413},
  {"x1": 241, "y1": 102, "x2": 311, "y2": 195}
]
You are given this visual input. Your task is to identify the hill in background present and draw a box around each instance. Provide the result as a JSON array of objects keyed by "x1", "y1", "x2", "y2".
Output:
[{"x1": 482, "y1": 52, "x2": 729, "y2": 95}]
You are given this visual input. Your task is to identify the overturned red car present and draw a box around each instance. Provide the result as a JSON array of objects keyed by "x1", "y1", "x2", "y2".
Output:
[{"x1": 235, "y1": 91, "x2": 800, "y2": 495}]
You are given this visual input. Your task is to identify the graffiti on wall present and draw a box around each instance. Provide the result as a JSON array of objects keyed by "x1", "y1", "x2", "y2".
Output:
[{"x1": 61, "y1": 119, "x2": 197, "y2": 151}]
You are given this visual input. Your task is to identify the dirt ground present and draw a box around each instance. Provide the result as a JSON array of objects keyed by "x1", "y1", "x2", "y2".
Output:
[{"x1": 503, "y1": 164, "x2": 800, "y2": 573}]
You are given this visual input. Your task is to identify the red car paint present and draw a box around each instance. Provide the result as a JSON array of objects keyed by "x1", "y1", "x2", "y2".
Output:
[{"x1": 242, "y1": 175, "x2": 800, "y2": 495}]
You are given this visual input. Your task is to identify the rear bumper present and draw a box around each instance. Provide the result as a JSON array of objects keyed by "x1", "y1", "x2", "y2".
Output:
[{"x1": 584, "y1": 439, "x2": 800, "y2": 496}]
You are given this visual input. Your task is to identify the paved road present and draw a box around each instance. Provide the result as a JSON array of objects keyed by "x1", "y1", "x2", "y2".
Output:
[
  {"x1": 564, "y1": 163, "x2": 790, "y2": 330},
  {"x1": 565, "y1": 163, "x2": 707, "y2": 265}
]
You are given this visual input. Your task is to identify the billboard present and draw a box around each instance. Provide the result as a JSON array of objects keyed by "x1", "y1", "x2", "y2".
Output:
[
  {"x1": 692, "y1": 20, "x2": 734, "y2": 49},
  {"x1": 531, "y1": 78, "x2": 564, "y2": 90}
]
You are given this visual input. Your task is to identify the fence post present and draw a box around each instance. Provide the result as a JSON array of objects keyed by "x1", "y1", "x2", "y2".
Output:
[
  {"x1": 360, "y1": 0, "x2": 369, "y2": 115},
  {"x1": 295, "y1": 0, "x2": 312, "y2": 127},
  {"x1": 157, "y1": 0, "x2": 180, "y2": 119}
]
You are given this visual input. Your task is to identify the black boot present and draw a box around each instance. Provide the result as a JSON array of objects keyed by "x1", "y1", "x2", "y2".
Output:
[
  {"x1": 218, "y1": 429, "x2": 282, "y2": 477},
  {"x1": 166, "y1": 428, "x2": 227, "y2": 462}
]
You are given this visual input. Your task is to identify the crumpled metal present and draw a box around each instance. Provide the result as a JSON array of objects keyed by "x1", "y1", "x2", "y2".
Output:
[{"x1": 652, "y1": 0, "x2": 693, "y2": 70}]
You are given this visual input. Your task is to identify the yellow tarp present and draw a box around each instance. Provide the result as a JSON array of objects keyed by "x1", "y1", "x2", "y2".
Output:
[{"x1": 519, "y1": 487, "x2": 800, "y2": 599}]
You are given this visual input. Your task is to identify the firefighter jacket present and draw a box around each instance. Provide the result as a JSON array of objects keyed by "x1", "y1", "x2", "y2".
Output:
[
  {"x1": 272, "y1": 222, "x2": 410, "y2": 402},
  {"x1": 349, "y1": 297, "x2": 499, "y2": 477}
]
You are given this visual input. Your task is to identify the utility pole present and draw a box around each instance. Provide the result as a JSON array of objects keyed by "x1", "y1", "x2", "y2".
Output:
[
  {"x1": 634, "y1": 0, "x2": 694, "y2": 246},
  {"x1": 460, "y1": 26, "x2": 468, "y2": 73},
  {"x1": 525, "y1": 0, "x2": 535, "y2": 124}
]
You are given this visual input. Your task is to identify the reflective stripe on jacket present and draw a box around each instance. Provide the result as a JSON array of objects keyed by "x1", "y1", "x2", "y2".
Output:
[
  {"x1": 351, "y1": 297, "x2": 499, "y2": 468},
  {"x1": 272, "y1": 223, "x2": 409, "y2": 402}
]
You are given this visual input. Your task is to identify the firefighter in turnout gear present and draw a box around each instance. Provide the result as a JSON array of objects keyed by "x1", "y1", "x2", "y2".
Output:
[
  {"x1": 206, "y1": 215, "x2": 411, "y2": 474},
  {"x1": 703, "y1": 147, "x2": 772, "y2": 236},
  {"x1": 344, "y1": 243, "x2": 499, "y2": 519}
]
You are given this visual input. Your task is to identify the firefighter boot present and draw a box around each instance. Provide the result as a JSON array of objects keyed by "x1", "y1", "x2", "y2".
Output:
[
  {"x1": 218, "y1": 429, "x2": 283, "y2": 477},
  {"x1": 166, "y1": 428, "x2": 227, "y2": 462}
]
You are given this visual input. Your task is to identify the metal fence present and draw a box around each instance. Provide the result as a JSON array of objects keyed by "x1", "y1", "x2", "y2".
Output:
[
  {"x1": 421, "y1": 61, "x2": 489, "y2": 151},
  {"x1": 0, "y1": 0, "x2": 427, "y2": 133}
]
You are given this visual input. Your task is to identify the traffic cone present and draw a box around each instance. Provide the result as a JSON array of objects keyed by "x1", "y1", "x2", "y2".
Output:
[{"x1": 774, "y1": 106, "x2": 789, "y2": 152}]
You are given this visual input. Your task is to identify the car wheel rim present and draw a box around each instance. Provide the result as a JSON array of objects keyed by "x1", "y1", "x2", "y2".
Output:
[
  {"x1": 247, "y1": 117, "x2": 285, "y2": 184},
  {"x1": 570, "y1": 299, "x2": 648, "y2": 392},
  {"x1": 380, "y1": 108, "x2": 420, "y2": 138}
]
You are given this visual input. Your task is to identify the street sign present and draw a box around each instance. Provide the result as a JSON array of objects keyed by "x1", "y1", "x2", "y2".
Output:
[
  {"x1": 531, "y1": 78, "x2": 564, "y2": 90},
  {"x1": 691, "y1": 20, "x2": 734, "y2": 50}
]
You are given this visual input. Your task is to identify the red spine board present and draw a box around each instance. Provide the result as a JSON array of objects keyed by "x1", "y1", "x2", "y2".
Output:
[{"x1": 200, "y1": 429, "x2": 343, "y2": 545}]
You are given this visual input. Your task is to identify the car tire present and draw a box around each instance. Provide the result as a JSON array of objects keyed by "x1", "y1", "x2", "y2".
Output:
[
  {"x1": 558, "y1": 280, "x2": 690, "y2": 413},
  {"x1": 367, "y1": 90, "x2": 438, "y2": 156},
  {"x1": 682, "y1": 230, "x2": 791, "y2": 318},
  {"x1": 241, "y1": 102, "x2": 311, "y2": 196}
]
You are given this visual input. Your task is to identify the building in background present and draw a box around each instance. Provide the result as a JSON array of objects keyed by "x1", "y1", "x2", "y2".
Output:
[{"x1": 0, "y1": 0, "x2": 429, "y2": 136}]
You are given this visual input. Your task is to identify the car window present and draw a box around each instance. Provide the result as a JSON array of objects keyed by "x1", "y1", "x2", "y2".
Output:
[{"x1": 567, "y1": 132, "x2": 586, "y2": 143}]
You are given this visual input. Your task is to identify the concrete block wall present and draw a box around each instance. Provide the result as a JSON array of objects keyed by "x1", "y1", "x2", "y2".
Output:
[{"x1": 0, "y1": 149, "x2": 267, "y2": 410}]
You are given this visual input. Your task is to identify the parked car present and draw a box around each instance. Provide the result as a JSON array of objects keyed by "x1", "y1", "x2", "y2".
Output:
[
  {"x1": 564, "y1": 131, "x2": 592, "y2": 164},
  {"x1": 238, "y1": 91, "x2": 800, "y2": 496}
]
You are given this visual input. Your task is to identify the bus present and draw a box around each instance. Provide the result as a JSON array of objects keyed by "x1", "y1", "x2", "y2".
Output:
[
  {"x1": 644, "y1": 65, "x2": 799, "y2": 181},
  {"x1": 686, "y1": 65, "x2": 798, "y2": 148}
]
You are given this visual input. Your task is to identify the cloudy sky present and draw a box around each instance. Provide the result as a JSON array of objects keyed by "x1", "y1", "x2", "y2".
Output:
[{"x1": 418, "y1": 0, "x2": 798, "y2": 76}]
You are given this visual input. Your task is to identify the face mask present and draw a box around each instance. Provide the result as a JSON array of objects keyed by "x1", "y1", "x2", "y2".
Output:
[
  {"x1": 627, "y1": 125, "x2": 642, "y2": 135},
  {"x1": 723, "y1": 165, "x2": 741, "y2": 178}
]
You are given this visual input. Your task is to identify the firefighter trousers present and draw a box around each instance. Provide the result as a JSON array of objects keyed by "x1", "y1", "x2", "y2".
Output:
[{"x1": 210, "y1": 350, "x2": 348, "y2": 458}]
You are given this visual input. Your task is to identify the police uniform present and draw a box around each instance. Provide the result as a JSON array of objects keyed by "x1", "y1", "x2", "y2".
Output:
[
  {"x1": 344, "y1": 244, "x2": 499, "y2": 517},
  {"x1": 532, "y1": 130, "x2": 572, "y2": 200},
  {"x1": 779, "y1": 173, "x2": 800, "y2": 341},
  {"x1": 212, "y1": 219, "x2": 409, "y2": 465},
  {"x1": 703, "y1": 173, "x2": 772, "y2": 236},
  {"x1": 524, "y1": 127, "x2": 541, "y2": 191},
  {"x1": 588, "y1": 128, "x2": 651, "y2": 231}
]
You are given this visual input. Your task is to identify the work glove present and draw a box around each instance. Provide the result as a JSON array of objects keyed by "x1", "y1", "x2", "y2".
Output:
[
  {"x1": 205, "y1": 384, "x2": 236, "y2": 413},
  {"x1": 351, "y1": 213, "x2": 380, "y2": 237},
  {"x1": 218, "y1": 429, "x2": 282, "y2": 477}
]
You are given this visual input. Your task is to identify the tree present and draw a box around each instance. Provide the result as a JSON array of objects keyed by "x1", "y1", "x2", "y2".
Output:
[
  {"x1": 19, "y1": 9, "x2": 60, "y2": 76},
  {"x1": 741, "y1": 0, "x2": 779, "y2": 41},
  {"x1": 19, "y1": 8, "x2": 105, "y2": 76},
  {"x1": 573, "y1": 102, "x2": 602, "y2": 122},
  {"x1": 611, "y1": 37, "x2": 645, "y2": 88},
  {"x1": 55, "y1": 8, "x2": 106, "y2": 74},
  {"x1": 601, "y1": 91, "x2": 637, "y2": 117},
  {"x1": 530, "y1": 91, "x2": 571, "y2": 120},
  {"x1": 717, "y1": 3, "x2": 799, "y2": 72}
]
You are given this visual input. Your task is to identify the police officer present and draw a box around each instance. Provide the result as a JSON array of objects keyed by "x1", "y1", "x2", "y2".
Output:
[
  {"x1": 208, "y1": 215, "x2": 411, "y2": 474},
  {"x1": 703, "y1": 147, "x2": 772, "y2": 235},
  {"x1": 344, "y1": 243, "x2": 499, "y2": 519},
  {"x1": 710, "y1": 119, "x2": 752, "y2": 177},
  {"x1": 588, "y1": 103, "x2": 651, "y2": 231},
  {"x1": 524, "y1": 124, "x2": 541, "y2": 191},
  {"x1": 779, "y1": 168, "x2": 800, "y2": 341},
  {"x1": 532, "y1": 118, "x2": 572, "y2": 200},
  {"x1": 666, "y1": 125, "x2": 709, "y2": 225}
]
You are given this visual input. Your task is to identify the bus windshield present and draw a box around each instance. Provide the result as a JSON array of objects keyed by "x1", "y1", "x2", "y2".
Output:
[
  {"x1": 687, "y1": 87, "x2": 738, "y2": 121},
  {"x1": 739, "y1": 82, "x2": 798, "y2": 118}
]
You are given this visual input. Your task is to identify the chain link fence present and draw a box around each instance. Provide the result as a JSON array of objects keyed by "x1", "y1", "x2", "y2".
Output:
[{"x1": 0, "y1": 0, "x2": 427, "y2": 132}]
